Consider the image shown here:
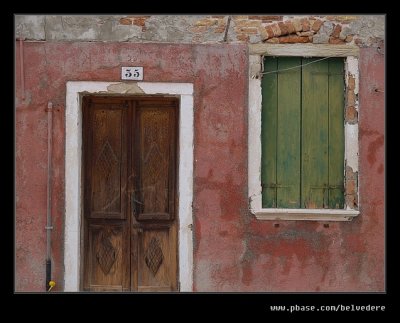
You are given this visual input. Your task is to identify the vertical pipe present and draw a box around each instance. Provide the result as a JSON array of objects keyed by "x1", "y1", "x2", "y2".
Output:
[
  {"x1": 46, "y1": 102, "x2": 53, "y2": 290},
  {"x1": 19, "y1": 38, "x2": 25, "y2": 101},
  {"x1": 223, "y1": 16, "x2": 231, "y2": 42}
]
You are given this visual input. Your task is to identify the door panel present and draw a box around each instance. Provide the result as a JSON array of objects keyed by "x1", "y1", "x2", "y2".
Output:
[
  {"x1": 137, "y1": 227, "x2": 176, "y2": 291},
  {"x1": 89, "y1": 102, "x2": 127, "y2": 219},
  {"x1": 132, "y1": 100, "x2": 178, "y2": 291},
  {"x1": 134, "y1": 105, "x2": 176, "y2": 221},
  {"x1": 86, "y1": 222, "x2": 130, "y2": 291},
  {"x1": 83, "y1": 96, "x2": 178, "y2": 292}
]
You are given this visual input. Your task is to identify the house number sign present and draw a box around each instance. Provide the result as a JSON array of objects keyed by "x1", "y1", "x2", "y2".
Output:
[{"x1": 121, "y1": 67, "x2": 143, "y2": 80}]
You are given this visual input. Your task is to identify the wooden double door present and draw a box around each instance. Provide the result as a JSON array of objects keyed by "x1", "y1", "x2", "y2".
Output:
[{"x1": 82, "y1": 96, "x2": 178, "y2": 292}]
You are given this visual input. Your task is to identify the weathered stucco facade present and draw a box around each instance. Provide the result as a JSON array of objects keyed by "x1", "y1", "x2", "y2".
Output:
[{"x1": 15, "y1": 15, "x2": 384, "y2": 292}]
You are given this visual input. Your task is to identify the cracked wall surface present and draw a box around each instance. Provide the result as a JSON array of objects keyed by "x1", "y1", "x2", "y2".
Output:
[
  {"x1": 15, "y1": 15, "x2": 384, "y2": 47},
  {"x1": 15, "y1": 15, "x2": 384, "y2": 292}
]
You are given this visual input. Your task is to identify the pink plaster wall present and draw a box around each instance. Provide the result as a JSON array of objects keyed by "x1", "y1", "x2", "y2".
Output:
[{"x1": 15, "y1": 42, "x2": 384, "y2": 292}]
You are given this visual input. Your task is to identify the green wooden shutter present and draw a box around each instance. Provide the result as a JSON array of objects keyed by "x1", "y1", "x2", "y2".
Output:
[
  {"x1": 327, "y1": 59, "x2": 345, "y2": 209},
  {"x1": 261, "y1": 57, "x2": 277, "y2": 207},
  {"x1": 261, "y1": 57, "x2": 344, "y2": 209},
  {"x1": 301, "y1": 58, "x2": 330, "y2": 208}
]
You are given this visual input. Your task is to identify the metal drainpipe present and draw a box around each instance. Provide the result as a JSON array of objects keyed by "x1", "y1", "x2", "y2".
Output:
[{"x1": 46, "y1": 102, "x2": 53, "y2": 291}]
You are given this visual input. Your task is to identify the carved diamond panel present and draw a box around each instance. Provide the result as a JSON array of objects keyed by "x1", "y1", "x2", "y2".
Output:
[
  {"x1": 145, "y1": 237, "x2": 163, "y2": 276},
  {"x1": 96, "y1": 230, "x2": 117, "y2": 275},
  {"x1": 142, "y1": 110, "x2": 169, "y2": 186},
  {"x1": 141, "y1": 110, "x2": 170, "y2": 213},
  {"x1": 145, "y1": 146, "x2": 163, "y2": 183},
  {"x1": 97, "y1": 140, "x2": 118, "y2": 180}
]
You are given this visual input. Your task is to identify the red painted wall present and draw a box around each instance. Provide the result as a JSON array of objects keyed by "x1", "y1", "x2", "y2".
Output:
[{"x1": 15, "y1": 42, "x2": 384, "y2": 291}]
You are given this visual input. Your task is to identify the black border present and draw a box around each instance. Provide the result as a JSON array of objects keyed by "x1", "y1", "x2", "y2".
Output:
[{"x1": 8, "y1": 10, "x2": 393, "y2": 319}]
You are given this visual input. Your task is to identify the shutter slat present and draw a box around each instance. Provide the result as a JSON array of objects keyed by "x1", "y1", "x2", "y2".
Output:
[
  {"x1": 301, "y1": 58, "x2": 329, "y2": 209},
  {"x1": 276, "y1": 57, "x2": 301, "y2": 208},
  {"x1": 261, "y1": 57, "x2": 278, "y2": 208},
  {"x1": 328, "y1": 59, "x2": 345, "y2": 208}
]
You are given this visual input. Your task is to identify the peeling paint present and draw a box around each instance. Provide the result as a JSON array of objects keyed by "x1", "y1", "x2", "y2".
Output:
[
  {"x1": 15, "y1": 15, "x2": 384, "y2": 46},
  {"x1": 345, "y1": 124, "x2": 359, "y2": 172},
  {"x1": 16, "y1": 40, "x2": 383, "y2": 292},
  {"x1": 248, "y1": 55, "x2": 262, "y2": 214},
  {"x1": 346, "y1": 56, "x2": 359, "y2": 95}
]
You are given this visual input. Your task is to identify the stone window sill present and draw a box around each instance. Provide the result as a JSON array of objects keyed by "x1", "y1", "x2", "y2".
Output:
[{"x1": 254, "y1": 209, "x2": 359, "y2": 221}]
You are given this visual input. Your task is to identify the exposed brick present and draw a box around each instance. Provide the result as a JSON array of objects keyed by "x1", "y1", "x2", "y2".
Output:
[
  {"x1": 284, "y1": 21, "x2": 296, "y2": 34},
  {"x1": 348, "y1": 76, "x2": 355, "y2": 90},
  {"x1": 131, "y1": 17, "x2": 149, "y2": 27},
  {"x1": 345, "y1": 35, "x2": 353, "y2": 42},
  {"x1": 297, "y1": 31, "x2": 315, "y2": 37},
  {"x1": 266, "y1": 37, "x2": 279, "y2": 43},
  {"x1": 326, "y1": 15, "x2": 358, "y2": 23},
  {"x1": 312, "y1": 19, "x2": 323, "y2": 32},
  {"x1": 195, "y1": 18, "x2": 218, "y2": 27},
  {"x1": 345, "y1": 194, "x2": 358, "y2": 209},
  {"x1": 260, "y1": 28, "x2": 268, "y2": 41},
  {"x1": 347, "y1": 90, "x2": 356, "y2": 106},
  {"x1": 329, "y1": 37, "x2": 345, "y2": 44},
  {"x1": 211, "y1": 15, "x2": 226, "y2": 18},
  {"x1": 301, "y1": 18, "x2": 310, "y2": 31},
  {"x1": 271, "y1": 23, "x2": 281, "y2": 37},
  {"x1": 119, "y1": 18, "x2": 132, "y2": 25},
  {"x1": 313, "y1": 21, "x2": 334, "y2": 44},
  {"x1": 236, "y1": 34, "x2": 249, "y2": 41},
  {"x1": 278, "y1": 35, "x2": 310, "y2": 43},
  {"x1": 265, "y1": 26, "x2": 275, "y2": 39},
  {"x1": 292, "y1": 19, "x2": 302, "y2": 32},
  {"x1": 235, "y1": 20, "x2": 260, "y2": 27},
  {"x1": 239, "y1": 27, "x2": 259, "y2": 34},
  {"x1": 331, "y1": 24, "x2": 342, "y2": 38},
  {"x1": 346, "y1": 166, "x2": 357, "y2": 180},
  {"x1": 232, "y1": 15, "x2": 248, "y2": 20},
  {"x1": 346, "y1": 179, "x2": 356, "y2": 195},
  {"x1": 346, "y1": 106, "x2": 358, "y2": 122},
  {"x1": 250, "y1": 15, "x2": 283, "y2": 21},
  {"x1": 278, "y1": 22, "x2": 289, "y2": 36},
  {"x1": 190, "y1": 26, "x2": 209, "y2": 33},
  {"x1": 214, "y1": 26, "x2": 226, "y2": 33},
  {"x1": 248, "y1": 16, "x2": 264, "y2": 20},
  {"x1": 126, "y1": 15, "x2": 150, "y2": 18},
  {"x1": 354, "y1": 38, "x2": 363, "y2": 46},
  {"x1": 217, "y1": 19, "x2": 226, "y2": 26},
  {"x1": 264, "y1": 16, "x2": 283, "y2": 21}
]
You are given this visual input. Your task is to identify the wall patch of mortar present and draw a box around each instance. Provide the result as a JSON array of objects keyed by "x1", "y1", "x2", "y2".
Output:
[{"x1": 106, "y1": 83, "x2": 144, "y2": 94}]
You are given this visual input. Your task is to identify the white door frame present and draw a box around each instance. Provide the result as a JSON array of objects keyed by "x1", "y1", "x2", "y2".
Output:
[{"x1": 64, "y1": 81, "x2": 194, "y2": 291}]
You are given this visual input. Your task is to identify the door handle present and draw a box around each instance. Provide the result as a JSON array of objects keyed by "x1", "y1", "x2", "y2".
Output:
[
  {"x1": 131, "y1": 194, "x2": 144, "y2": 217},
  {"x1": 133, "y1": 198, "x2": 144, "y2": 205}
]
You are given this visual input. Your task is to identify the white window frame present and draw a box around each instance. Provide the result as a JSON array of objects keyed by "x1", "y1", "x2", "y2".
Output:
[{"x1": 248, "y1": 44, "x2": 360, "y2": 221}]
